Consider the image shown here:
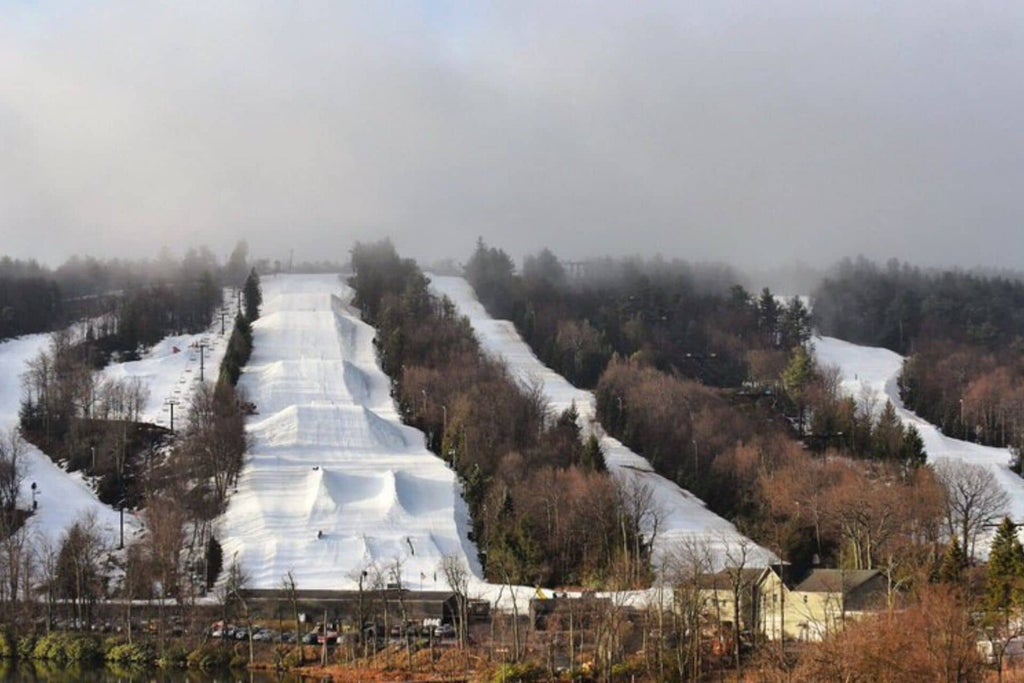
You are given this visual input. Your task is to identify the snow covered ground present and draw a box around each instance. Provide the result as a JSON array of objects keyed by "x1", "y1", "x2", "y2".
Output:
[
  {"x1": 0, "y1": 301, "x2": 232, "y2": 549},
  {"x1": 100, "y1": 300, "x2": 231, "y2": 429},
  {"x1": 814, "y1": 336, "x2": 1024, "y2": 524},
  {"x1": 429, "y1": 275, "x2": 775, "y2": 571},
  {"x1": 0, "y1": 334, "x2": 129, "y2": 547},
  {"x1": 217, "y1": 274, "x2": 481, "y2": 590}
]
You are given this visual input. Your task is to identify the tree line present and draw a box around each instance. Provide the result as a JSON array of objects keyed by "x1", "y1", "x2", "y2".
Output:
[
  {"x1": 465, "y1": 239, "x2": 811, "y2": 389},
  {"x1": 814, "y1": 256, "x2": 1024, "y2": 472},
  {"x1": 814, "y1": 256, "x2": 1024, "y2": 354},
  {"x1": 0, "y1": 242, "x2": 257, "y2": 346},
  {"x1": 462, "y1": 242, "x2": 945, "y2": 572},
  {"x1": 349, "y1": 239, "x2": 649, "y2": 587},
  {"x1": 0, "y1": 249, "x2": 264, "y2": 631}
]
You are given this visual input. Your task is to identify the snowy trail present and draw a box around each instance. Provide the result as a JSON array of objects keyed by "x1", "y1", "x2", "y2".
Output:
[
  {"x1": 429, "y1": 275, "x2": 775, "y2": 570},
  {"x1": 100, "y1": 297, "x2": 231, "y2": 428},
  {"x1": 0, "y1": 300, "x2": 233, "y2": 548},
  {"x1": 218, "y1": 274, "x2": 481, "y2": 590},
  {"x1": 815, "y1": 336, "x2": 1024, "y2": 523},
  {"x1": 0, "y1": 334, "x2": 127, "y2": 547}
]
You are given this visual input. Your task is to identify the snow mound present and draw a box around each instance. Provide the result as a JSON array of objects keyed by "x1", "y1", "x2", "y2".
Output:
[
  {"x1": 341, "y1": 361, "x2": 372, "y2": 403},
  {"x1": 306, "y1": 470, "x2": 404, "y2": 517},
  {"x1": 254, "y1": 404, "x2": 407, "y2": 452},
  {"x1": 217, "y1": 274, "x2": 482, "y2": 589}
]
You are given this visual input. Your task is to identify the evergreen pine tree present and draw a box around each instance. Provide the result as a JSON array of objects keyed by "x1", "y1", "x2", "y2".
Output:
[
  {"x1": 873, "y1": 401, "x2": 903, "y2": 460},
  {"x1": 582, "y1": 434, "x2": 606, "y2": 472},
  {"x1": 225, "y1": 240, "x2": 250, "y2": 287},
  {"x1": 243, "y1": 268, "x2": 262, "y2": 322},
  {"x1": 936, "y1": 537, "x2": 968, "y2": 584},
  {"x1": 780, "y1": 296, "x2": 812, "y2": 348},
  {"x1": 782, "y1": 346, "x2": 815, "y2": 434},
  {"x1": 899, "y1": 423, "x2": 927, "y2": 469},
  {"x1": 985, "y1": 517, "x2": 1024, "y2": 612}
]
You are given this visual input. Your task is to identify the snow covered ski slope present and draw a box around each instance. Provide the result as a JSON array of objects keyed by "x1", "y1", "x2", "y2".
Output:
[
  {"x1": 218, "y1": 274, "x2": 480, "y2": 589},
  {"x1": 0, "y1": 334, "x2": 128, "y2": 546},
  {"x1": 429, "y1": 275, "x2": 774, "y2": 570},
  {"x1": 815, "y1": 336, "x2": 1024, "y2": 523},
  {"x1": 102, "y1": 321, "x2": 229, "y2": 429},
  {"x1": 0, "y1": 307, "x2": 231, "y2": 546}
]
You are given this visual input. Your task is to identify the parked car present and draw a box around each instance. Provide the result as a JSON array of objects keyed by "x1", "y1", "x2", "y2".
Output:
[
  {"x1": 317, "y1": 630, "x2": 338, "y2": 645},
  {"x1": 433, "y1": 623, "x2": 456, "y2": 639}
]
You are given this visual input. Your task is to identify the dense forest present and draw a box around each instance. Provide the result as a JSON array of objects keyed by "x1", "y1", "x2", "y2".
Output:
[
  {"x1": 3, "y1": 245, "x2": 1024, "y2": 680},
  {"x1": 453, "y1": 243, "x2": 1024, "y2": 683},
  {"x1": 0, "y1": 242, "x2": 257, "y2": 350},
  {"x1": 463, "y1": 241, "x2": 937, "y2": 572},
  {"x1": 349, "y1": 240, "x2": 646, "y2": 587},
  {"x1": 814, "y1": 257, "x2": 1024, "y2": 468},
  {"x1": 465, "y1": 240, "x2": 811, "y2": 388}
]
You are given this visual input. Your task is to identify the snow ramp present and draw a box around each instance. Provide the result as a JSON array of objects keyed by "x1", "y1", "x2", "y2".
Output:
[{"x1": 218, "y1": 274, "x2": 481, "y2": 589}]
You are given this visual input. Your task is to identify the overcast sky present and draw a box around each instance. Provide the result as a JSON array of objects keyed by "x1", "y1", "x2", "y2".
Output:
[{"x1": 2, "y1": 1, "x2": 1023, "y2": 270}]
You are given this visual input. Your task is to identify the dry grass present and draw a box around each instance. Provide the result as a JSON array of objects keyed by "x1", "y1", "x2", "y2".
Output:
[{"x1": 294, "y1": 645, "x2": 495, "y2": 683}]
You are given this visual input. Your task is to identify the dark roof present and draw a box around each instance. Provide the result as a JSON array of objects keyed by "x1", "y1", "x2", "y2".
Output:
[
  {"x1": 696, "y1": 568, "x2": 766, "y2": 590},
  {"x1": 792, "y1": 569, "x2": 881, "y2": 595}
]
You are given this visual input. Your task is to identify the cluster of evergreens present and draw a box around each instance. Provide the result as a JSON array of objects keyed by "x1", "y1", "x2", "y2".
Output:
[
  {"x1": 465, "y1": 240, "x2": 811, "y2": 389},
  {"x1": 218, "y1": 269, "x2": 260, "y2": 388},
  {"x1": 0, "y1": 246, "x2": 251, "y2": 345},
  {"x1": 0, "y1": 274, "x2": 61, "y2": 340},
  {"x1": 814, "y1": 257, "x2": 1024, "y2": 468},
  {"x1": 814, "y1": 256, "x2": 1024, "y2": 353},
  {"x1": 350, "y1": 240, "x2": 644, "y2": 587}
]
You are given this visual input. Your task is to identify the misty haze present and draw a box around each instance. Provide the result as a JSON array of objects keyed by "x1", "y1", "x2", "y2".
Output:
[
  {"x1": 4, "y1": 4, "x2": 1024, "y2": 682},
  {"x1": 3, "y1": 2, "x2": 1023, "y2": 270}
]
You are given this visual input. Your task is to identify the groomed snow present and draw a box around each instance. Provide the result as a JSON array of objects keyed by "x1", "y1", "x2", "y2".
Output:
[
  {"x1": 217, "y1": 274, "x2": 481, "y2": 590},
  {"x1": 814, "y1": 336, "x2": 1024, "y2": 525},
  {"x1": 100, "y1": 299, "x2": 230, "y2": 429},
  {"x1": 429, "y1": 275, "x2": 775, "y2": 571}
]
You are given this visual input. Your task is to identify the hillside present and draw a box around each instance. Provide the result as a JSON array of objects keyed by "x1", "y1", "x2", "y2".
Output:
[
  {"x1": 217, "y1": 274, "x2": 481, "y2": 590},
  {"x1": 815, "y1": 335, "x2": 1024, "y2": 532},
  {"x1": 429, "y1": 275, "x2": 774, "y2": 570}
]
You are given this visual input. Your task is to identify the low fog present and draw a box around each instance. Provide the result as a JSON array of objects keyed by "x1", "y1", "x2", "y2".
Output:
[{"x1": 2, "y1": 2, "x2": 1023, "y2": 269}]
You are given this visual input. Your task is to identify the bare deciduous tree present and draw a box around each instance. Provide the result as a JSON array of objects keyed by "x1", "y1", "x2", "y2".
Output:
[
  {"x1": 933, "y1": 458, "x2": 1009, "y2": 558},
  {"x1": 55, "y1": 513, "x2": 108, "y2": 628},
  {"x1": 663, "y1": 538, "x2": 714, "y2": 681},
  {"x1": 0, "y1": 429, "x2": 26, "y2": 512},
  {"x1": 616, "y1": 474, "x2": 664, "y2": 586},
  {"x1": 181, "y1": 382, "x2": 249, "y2": 513},
  {"x1": 142, "y1": 494, "x2": 187, "y2": 600},
  {"x1": 440, "y1": 554, "x2": 471, "y2": 648},
  {"x1": 95, "y1": 376, "x2": 150, "y2": 423},
  {"x1": 0, "y1": 521, "x2": 31, "y2": 625}
]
